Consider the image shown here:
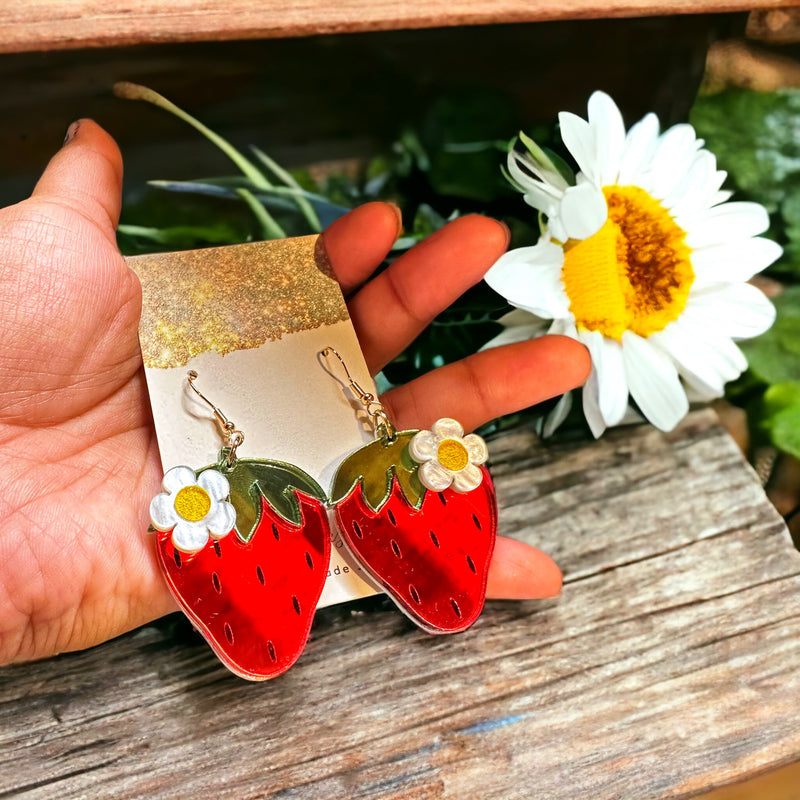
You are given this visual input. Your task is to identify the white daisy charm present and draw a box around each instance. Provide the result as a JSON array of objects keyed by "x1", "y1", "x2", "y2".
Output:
[
  {"x1": 150, "y1": 466, "x2": 236, "y2": 553},
  {"x1": 408, "y1": 418, "x2": 488, "y2": 494},
  {"x1": 486, "y1": 91, "x2": 781, "y2": 437}
]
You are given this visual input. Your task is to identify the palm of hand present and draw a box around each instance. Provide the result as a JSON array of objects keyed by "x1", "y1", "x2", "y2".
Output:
[{"x1": 0, "y1": 165, "x2": 173, "y2": 663}]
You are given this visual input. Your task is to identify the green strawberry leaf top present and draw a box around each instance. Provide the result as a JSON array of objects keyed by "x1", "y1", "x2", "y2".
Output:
[
  {"x1": 330, "y1": 431, "x2": 426, "y2": 511},
  {"x1": 200, "y1": 456, "x2": 327, "y2": 542}
]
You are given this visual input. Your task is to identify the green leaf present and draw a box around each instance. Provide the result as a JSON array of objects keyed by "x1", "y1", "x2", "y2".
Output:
[
  {"x1": 690, "y1": 89, "x2": 800, "y2": 214},
  {"x1": 740, "y1": 286, "x2": 800, "y2": 385},
  {"x1": 757, "y1": 381, "x2": 800, "y2": 459}
]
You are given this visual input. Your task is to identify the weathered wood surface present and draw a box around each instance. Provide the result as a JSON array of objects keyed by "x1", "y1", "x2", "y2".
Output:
[
  {"x1": 0, "y1": 0, "x2": 794, "y2": 53},
  {"x1": 1, "y1": 408, "x2": 798, "y2": 799}
]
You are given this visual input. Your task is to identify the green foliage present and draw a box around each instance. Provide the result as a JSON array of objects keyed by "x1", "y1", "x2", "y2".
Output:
[
  {"x1": 757, "y1": 382, "x2": 800, "y2": 459},
  {"x1": 693, "y1": 89, "x2": 800, "y2": 457}
]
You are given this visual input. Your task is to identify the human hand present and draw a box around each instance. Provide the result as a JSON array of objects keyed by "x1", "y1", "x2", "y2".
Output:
[{"x1": 0, "y1": 121, "x2": 589, "y2": 666}]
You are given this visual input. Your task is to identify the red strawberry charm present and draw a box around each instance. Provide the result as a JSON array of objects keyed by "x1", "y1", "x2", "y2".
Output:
[
  {"x1": 150, "y1": 459, "x2": 330, "y2": 680},
  {"x1": 330, "y1": 418, "x2": 497, "y2": 634}
]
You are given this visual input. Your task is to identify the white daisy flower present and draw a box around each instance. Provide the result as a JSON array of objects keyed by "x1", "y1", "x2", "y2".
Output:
[
  {"x1": 486, "y1": 91, "x2": 781, "y2": 437},
  {"x1": 150, "y1": 466, "x2": 236, "y2": 553},
  {"x1": 408, "y1": 418, "x2": 488, "y2": 493}
]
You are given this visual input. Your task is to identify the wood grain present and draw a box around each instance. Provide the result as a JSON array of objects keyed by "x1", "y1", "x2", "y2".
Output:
[
  {"x1": 1, "y1": 408, "x2": 798, "y2": 799},
  {"x1": 0, "y1": 0, "x2": 794, "y2": 53}
]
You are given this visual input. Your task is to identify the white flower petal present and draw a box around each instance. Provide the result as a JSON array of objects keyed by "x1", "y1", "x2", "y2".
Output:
[
  {"x1": 580, "y1": 330, "x2": 628, "y2": 427},
  {"x1": 451, "y1": 463, "x2": 484, "y2": 493},
  {"x1": 691, "y1": 237, "x2": 783, "y2": 285},
  {"x1": 409, "y1": 430, "x2": 437, "y2": 462},
  {"x1": 683, "y1": 282, "x2": 776, "y2": 339},
  {"x1": 621, "y1": 332, "x2": 689, "y2": 432},
  {"x1": 172, "y1": 519, "x2": 211, "y2": 553},
  {"x1": 618, "y1": 112, "x2": 660, "y2": 184},
  {"x1": 588, "y1": 91, "x2": 626, "y2": 186},
  {"x1": 508, "y1": 153, "x2": 566, "y2": 213},
  {"x1": 581, "y1": 367, "x2": 608, "y2": 439},
  {"x1": 162, "y1": 465, "x2": 196, "y2": 495},
  {"x1": 650, "y1": 320, "x2": 747, "y2": 398},
  {"x1": 418, "y1": 460, "x2": 454, "y2": 492},
  {"x1": 431, "y1": 418, "x2": 464, "y2": 440},
  {"x1": 559, "y1": 111, "x2": 599, "y2": 184},
  {"x1": 485, "y1": 241, "x2": 569, "y2": 318},
  {"x1": 150, "y1": 493, "x2": 179, "y2": 531},
  {"x1": 206, "y1": 501, "x2": 236, "y2": 538},
  {"x1": 509, "y1": 149, "x2": 569, "y2": 194},
  {"x1": 662, "y1": 151, "x2": 720, "y2": 216},
  {"x1": 198, "y1": 468, "x2": 230, "y2": 502},
  {"x1": 683, "y1": 202, "x2": 770, "y2": 248},
  {"x1": 542, "y1": 391, "x2": 573, "y2": 439},
  {"x1": 644, "y1": 124, "x2": 701, "y2": 200},
  {"x1": 558, "y1": 183, "x2": 608, "y2": 241},
  {"x1": 463, "y1": 434, "x2": 488, "y2": 465}
]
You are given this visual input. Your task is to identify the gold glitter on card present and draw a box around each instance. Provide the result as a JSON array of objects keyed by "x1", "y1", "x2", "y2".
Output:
[{"x1": 128, "y1": 236, "x2": 348, "y2": 369}]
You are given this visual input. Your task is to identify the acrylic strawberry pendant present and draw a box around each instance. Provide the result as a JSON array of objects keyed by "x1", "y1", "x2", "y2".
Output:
[
  {"x1": 151, "y1": 457, "x2": 330, "y2": 680},
  {"x1": 330, "y1": 418, "x2": 497, "y2": 634}
]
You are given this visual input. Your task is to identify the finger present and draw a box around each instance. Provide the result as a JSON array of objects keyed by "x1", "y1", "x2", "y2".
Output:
[
  {"x1": 349, "y1": 214, "x2": 510, "y2": 372},
  {"x1": 321, "y1": 201, "x2": 403, "y2": 295},
  {"x1": 31, "y1": 119, "x2": 123, "y2": 243},
  {"x1": 486, "y1": 537, "x2": 562, "y2": 599},
  {"x1": 382, "y1": 336, "x2": 591, "y2": 432}
]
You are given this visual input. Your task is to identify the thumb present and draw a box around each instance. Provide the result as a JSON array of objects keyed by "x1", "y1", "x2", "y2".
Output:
[{"x1": 31, "y1": 119, "x2": 123, "y2": 242}]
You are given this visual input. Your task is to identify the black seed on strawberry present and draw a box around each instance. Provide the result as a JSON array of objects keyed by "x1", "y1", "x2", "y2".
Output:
[
  {"x1": 390, "y1": 539, "x2": 402, "y2": 558},
  {"x1": 430, "y1": 530, "x2": 439, "y2": 548},
  {"x1": 256, "y1": 565, "x2": 265, "y2": 585},
  {"x1": 466, "y1": 555, "x2": 476, "y2": 573},
  {"x1": 438, "y1": 493, "x2": 447, "y2": 506},
  {"x1": 305, "y1": 551, "x2": 313, "y2": 569},
  {"x1": 213, "y1": 540, "x2": 222, "y2": 557},
  {"x1": 212, "y1": 572, "x2": 221, "y2": 593},
  {"x1": 272, "y1": 523, "x2": 280, "y2": 541},
  {"x1": 173, "y1": 550, "x2": 182, "y2": 568},
  {"x1": 409, "y1": 584, "x2": 421, "y2": 604},
  {"x1": 387, "y1": 509, "x2": 396, "y2": 525},
  {"x1": 224, "y1": 623, "x2": 234, "y2": 644},
  {"x1": 352, "y1": 521, "x2": 363, "y2": 539},
  {"x1": 451, "y1": 599, "x2": 461, "y2": 618},
  {"x1": 472, "y1": 514, "x2": 482, "y2": 530},
  {"x1": 267, "y1": 641, "x2": 276, "y2": 661},
  {"x1": 292, "y1": 595, "x2": 301, "y2": 615}
]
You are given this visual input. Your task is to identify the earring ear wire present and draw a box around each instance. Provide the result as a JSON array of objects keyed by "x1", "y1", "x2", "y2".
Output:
[
  {"x1": 187, "y1": 370, "x2": 244, "y2": 465},
  {"x1": 320, "y1": 347, "x2": 396, "y2": 443}
]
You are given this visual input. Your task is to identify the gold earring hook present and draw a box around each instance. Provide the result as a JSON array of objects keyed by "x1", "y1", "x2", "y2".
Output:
[
  {"x1": 187, "y1": 370, "x2": 244, "y2": 466},
  {"x1": 320, "y1": 347, "x2": 396, "y2": 442}
]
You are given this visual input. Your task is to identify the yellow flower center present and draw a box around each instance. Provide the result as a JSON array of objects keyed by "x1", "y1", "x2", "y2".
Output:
[
  {"x1": 561, "y1": 185, "x2": 694, "y2": 340},
  {"x1": 174, "y1": 485, "x2": 211, "y2": 522},
  {"x1": 437, "y1": 439, "x2": 469, "y2": 472}
]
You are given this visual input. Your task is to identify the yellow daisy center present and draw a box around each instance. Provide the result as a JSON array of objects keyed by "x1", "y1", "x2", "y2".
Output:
[
  {"x1": 437, "y1": 439, "x2": 469, "y2": 472},
  {"x1": 561, "y1": 185, "x2": 694, "y2": 340},
  {"x1": 174, "y1": 485, "x2": 211, "y2": 522}
]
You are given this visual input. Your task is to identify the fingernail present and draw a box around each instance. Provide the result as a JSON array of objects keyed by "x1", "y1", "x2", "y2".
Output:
[
  {"x1": 497, "y1": 220, "x2": 511, "y2": 248},
  {"x1": 62, "y1": 120, "x2": 80, "y2": 146},
  {"x1": 386, "y1": 202, "x2": 404, "y2": 239}
]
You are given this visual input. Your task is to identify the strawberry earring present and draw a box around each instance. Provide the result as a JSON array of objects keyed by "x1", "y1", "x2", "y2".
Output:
[
  {"x1": 149, "y1": 370, "x2": 331, "y2": 680},
  {"x1": 320, "y1": 347, "x2": 497, "y2": 634}
]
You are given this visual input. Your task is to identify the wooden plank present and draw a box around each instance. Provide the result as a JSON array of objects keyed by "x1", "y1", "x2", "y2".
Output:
[
  {"x1": 1, "y1": 408, "x2": 798, "y2": 799},
  {"x1": 0, "y1": 0, "x2": 794, "y2": 54}
]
